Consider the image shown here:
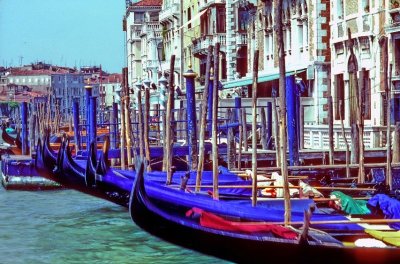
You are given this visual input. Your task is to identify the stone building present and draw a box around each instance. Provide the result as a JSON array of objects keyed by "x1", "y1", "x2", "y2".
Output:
[
  {"x1": 51, "y1": 72, "x2": 86, "y2": 123},
  {"x1": 159, "y1": 0, "x2": 182, "y2": 87},
  {"x1": 386, "y1": 0, "x2": 400, "y2": 116},
  {"x1": 328, "y1": 0, "x2": 400, "y2": 149},
  {"x1": 124, "y1": 0, "x2": 162, "y2": 95}
]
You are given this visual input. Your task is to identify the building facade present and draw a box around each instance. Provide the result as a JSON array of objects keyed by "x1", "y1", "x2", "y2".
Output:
[
  {"x1": 121, "y1": 0, "x2": 400, "y2": 150},
  {"x1": 124, "y1": 0, "x2": 162, "y2": 95},
  {"x1": 51, "y1": 73, "x2": 86, "y2": 123},
  {"x1": 326, "y1": 0, "x2": 400, "y2": 149}
]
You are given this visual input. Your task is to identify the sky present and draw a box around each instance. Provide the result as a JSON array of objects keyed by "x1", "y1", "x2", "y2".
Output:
[{"x1": 0, "y1": 0, "x2": 125, "y2": 73}]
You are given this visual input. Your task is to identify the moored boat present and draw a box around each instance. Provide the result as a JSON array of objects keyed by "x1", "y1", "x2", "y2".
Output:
[{"x1": 128, "y1": 159, "x2": 400, "y2": 264}]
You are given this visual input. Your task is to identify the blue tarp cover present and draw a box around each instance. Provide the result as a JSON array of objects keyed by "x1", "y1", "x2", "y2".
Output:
[{"x1": 368, "y1": 194, "x2": 400, "y2": 230}]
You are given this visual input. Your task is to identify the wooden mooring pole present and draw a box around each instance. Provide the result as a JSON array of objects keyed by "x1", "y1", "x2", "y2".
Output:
[
  {"x1": 238, "y1": 108, "x2": 243, "y2": 170},
  {"x1": 251, "y1": 50, "x2": 259, "y2": 207},
  {"x1": 120, "y1": 98, "x2": 126, "y2": 170},
  {"x1": 165, "y1": 55, "x2": 175, "y2": 184},
  {"x1": 144, "y1": 87, "x2": 151, "y2": 171},
  {"x1": 123, "y1": 67, "x2": 134, "y2": 169},
  {"x1": 380, "y1": 36, "x2": 392, "y2": 189},
  {"x1": 339, "y1": 100, "x2": 350, "y2": 178},
  {"x1": 196, "y1": 45, "x2": 213, "y2": 192},
  {"x1": 275, "y1": 0, "x2": 291, "y2": 225},
  {"x1": 387, "y1": 63, "x2": 393, "y2": 189},
  {"x1": 272, "y1": 93, "x2": 280, "y2": 167},
  {"x1": 212, "y1": 43, "x2": 220, "y2": 200},
  {"x1": 242, "y1": 107, "x2": 248, "y2": 151},
  {"x1": 227, "y1": 108, "x2": 236, "y2": 170},
  {"x1": 328, "y1": 96, "x2": 334, "y2": 164},
  {"x1": 393, "y1": 122, "x2": 400, "y2": 163}
]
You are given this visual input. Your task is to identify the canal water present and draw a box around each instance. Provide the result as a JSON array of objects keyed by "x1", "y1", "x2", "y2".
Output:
[{"x1": 0, "y1": 187, "x2": 231, "y2": 264}]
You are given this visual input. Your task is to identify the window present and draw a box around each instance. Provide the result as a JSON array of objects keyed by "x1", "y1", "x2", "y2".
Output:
[
  {"x1": 335, "y1": 74, "x2": 345, "y2": 120},
  {"x1": 286, "y1": 27, "x2": 291, "y2": 53},
  {"x1": 362, "y1": 0, "x2": 370, "y2": 12},
  {"x1": 395, "y1": 38, "x2": 400, "y2": 76},
  {"x1": 298, "y1": 24, "x2": 303, "y2": 51},
  {"x1": 265, "y1": 34, "x2": 270, "y2": 58},
  {"x1": 134, "y1": 12, "x2": 144, "y2": 23},
  {"x1": 216, "y1": 8, "x2": 226, "y2": 33},
  {"x1": 335, "y1": 42, "x2": 344, "y2": 55},
  {"x1": 149, "y1": 12, "x2": 158, "y2": 22},
  {"x1": 360, "y1": 37, "x2": 370, "y2": 51},
  {"x1": 283, "y1": 28, "x2": 287, "y2": 52},
  {"x1": 238, "y1": 7, "x2": 250, "y2": 32},
  {"x1": 187, "y1": 8, "x2": 192, "y2": 29},
  {"x1": 337, "y1": 0, "x2": 344, "y2": 19}
]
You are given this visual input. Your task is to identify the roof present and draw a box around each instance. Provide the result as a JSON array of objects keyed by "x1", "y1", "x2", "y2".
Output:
[
  {"x1": 8, "y1": 69, "x2": 70, "y2": 76},
  {"x1": 132, "y1": 0, "x2": 162, "y2": 7}
]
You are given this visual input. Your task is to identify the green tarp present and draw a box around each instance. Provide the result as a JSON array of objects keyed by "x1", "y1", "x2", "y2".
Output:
[{"x1": 331, "y1": 191, "x2": 371, "y2": 215}]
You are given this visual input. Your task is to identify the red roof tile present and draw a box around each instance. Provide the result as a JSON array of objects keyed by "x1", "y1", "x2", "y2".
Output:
[
  {"x1": 9, "y1": 69, "x2": 70, "y2": 76},
  {"x1": 132, "y1": 0, "x2": 162, "y2": 7}
]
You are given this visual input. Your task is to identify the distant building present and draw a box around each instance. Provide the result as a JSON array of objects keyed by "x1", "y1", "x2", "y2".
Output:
[
  {"x1": 51, "y1": 73, "x2": 86, "y2": 123},
  {"x1": 7, "y1": 69, "x2": 54, "y2": 94},
  {"x1": 0, "y1": 67, "x2": 8, "y2": 94},
  {"x1": 100, "y1": 73, "x2": 122, "y2": 121}
]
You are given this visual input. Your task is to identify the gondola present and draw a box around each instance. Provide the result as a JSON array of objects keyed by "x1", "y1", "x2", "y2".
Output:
[
  {"x1": 129, "y1": 159, "x2": 400, "y2": 264},
  {"x1": 1, "y1": 123, "x2": 30, "y2": 155},
  {"x1": 1, "y1": 123, "x2": 16, "y2": 145},
  {"x1": 35, "y1": 129, "x2": 66, "y2": 178},
  {"x1": 58, "y1": 136, "x2": 131, "y2": 206}
]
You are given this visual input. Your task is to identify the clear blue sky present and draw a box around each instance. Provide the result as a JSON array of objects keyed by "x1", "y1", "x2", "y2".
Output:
[{"x1": 0, "y1": 0, "x2": 125, "y2": 73}]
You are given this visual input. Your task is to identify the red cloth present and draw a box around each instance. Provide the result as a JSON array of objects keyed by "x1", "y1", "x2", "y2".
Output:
[{"x1": 186, "y1": 207, "x2": 298, "y2": 240}]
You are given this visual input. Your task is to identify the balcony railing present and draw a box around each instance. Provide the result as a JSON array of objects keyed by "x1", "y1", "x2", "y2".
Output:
[
  {"x1": 192, "y1": 35, "x2": 214, "y2": 55},
  {"x1": 387, "y1": 8, "x2": 400, "y2": 31},
  {"x1": 236, "y1": 33, "x2": 247, "y2": 45},
  {"x1": 142, "y1": 22, "x2": 160, "y2": 33},
  {"x1": 192, "y1": 33, "x2": 226, "y2": 54},
  {"x1": 159, "y1": 3, "x2": 179, "y2": 23}
]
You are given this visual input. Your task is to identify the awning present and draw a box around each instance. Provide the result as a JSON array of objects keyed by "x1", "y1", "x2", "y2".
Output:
[
  {"x1": 222, "y1": 69, "x2": 305, "y2": 89},
  {"x1": 175, "y1": 8, "x2": 208, "y2": 32}
]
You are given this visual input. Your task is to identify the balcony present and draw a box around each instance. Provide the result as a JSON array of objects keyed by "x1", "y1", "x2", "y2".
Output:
[
  {"x1": 130, "y1": 25, "x2": 142, "y2": 42},
  {"x1": 386, "y1": 8, "x2": 400, "y2": 34},
  {"x1": 199, "y1": 0, "x2": 226, "y2": 12},
  {"x1": 236, "y1": 33, "x2": 248, "y2": 46},
  {"x1": 159, "y1": 3, "x2": 179, "y2": 24},
  {"x1": 192, "y1": 33, "x2": 226, "y2": 57},
  {"x1": 141, "y1": 22, "x2": 161, "y2": 36}
]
